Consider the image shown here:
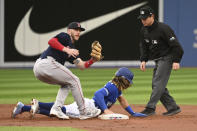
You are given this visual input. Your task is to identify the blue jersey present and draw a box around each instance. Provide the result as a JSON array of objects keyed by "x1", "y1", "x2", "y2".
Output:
[
  {"x1": 40, "y1": 32, "x2": 79, "y2": 65},
  {"x1": 93, "y1": 81, "x2": 122, "y2": 111}
]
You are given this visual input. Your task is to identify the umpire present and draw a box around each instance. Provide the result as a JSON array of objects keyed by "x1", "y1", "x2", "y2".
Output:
[{"x1": 138, "y1": 6, "x2": 184, "y2": 116}]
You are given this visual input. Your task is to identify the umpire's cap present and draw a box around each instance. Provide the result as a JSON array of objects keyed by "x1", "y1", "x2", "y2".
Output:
[
  {"x1": 68, "y1": 22, "x2": 85, "y2": 31},
  {"x1": 138, "y1": 6, "x2": 154, "y2": 19},
  {"x1": 115, "y1": 67, "x2": 134, "y2": 84}
]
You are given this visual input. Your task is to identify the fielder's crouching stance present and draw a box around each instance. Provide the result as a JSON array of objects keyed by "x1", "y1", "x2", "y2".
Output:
[
  {"x1": 12, "y1": 67, "x2": 147, "y2": 120},
  {"x1": 32, "y1": 22, "x2": 103, "y2": 120}
]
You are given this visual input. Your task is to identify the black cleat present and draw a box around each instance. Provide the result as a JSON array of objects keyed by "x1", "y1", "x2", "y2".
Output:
[
  {"x1": 163, "y1": 106, "x2": 181, "y2": 116},
  {"x1": 140, "y1": 108, "x2": 155, "y2": 116}
]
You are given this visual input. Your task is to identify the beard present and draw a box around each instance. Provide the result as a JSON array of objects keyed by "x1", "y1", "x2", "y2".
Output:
[{"x1": 71, "y1": 33, "x2": 79, "y2": 42}]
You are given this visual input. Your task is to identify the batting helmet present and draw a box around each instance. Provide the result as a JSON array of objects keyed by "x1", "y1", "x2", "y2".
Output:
[{"x1": 115, "y1": 67, "x2": 134, "y2": 84}]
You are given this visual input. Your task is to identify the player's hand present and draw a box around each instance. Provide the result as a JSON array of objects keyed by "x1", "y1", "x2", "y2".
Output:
[
  {"x1": 172, "y1": 62, "x2": 180, "y2": 70},
  {"x1": 140, "y1": 61, "x2": 146, "y2": 71},
  {"x1": 103, "y1": 109, "x2": 114, "y2": 114},
  {"x1": 132, "y1": 112, "x2": 147, "y2": 117},
  {"x1": 63, "y1": 46, "x2": 79, "y2": 58}
]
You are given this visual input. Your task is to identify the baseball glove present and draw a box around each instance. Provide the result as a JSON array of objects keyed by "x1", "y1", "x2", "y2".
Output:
[{"x1": 90, "y1": 41, "x2": 103, "y2": 61}]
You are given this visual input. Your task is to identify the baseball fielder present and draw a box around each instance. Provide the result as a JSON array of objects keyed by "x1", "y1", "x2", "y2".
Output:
[
  {"x1": 33, "y1": 22, "x2": 103, "y2": 120},
  {"x1": 12, "y1": 67, "x2": 147, "y2": 119}
]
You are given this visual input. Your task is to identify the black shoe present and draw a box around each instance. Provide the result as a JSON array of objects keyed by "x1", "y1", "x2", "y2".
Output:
[
  {"x1": 163, "y1": 106, "x2": 181, "y2": 116},
  {"x1": 140, "y1": 108, "x2": 155, "y2": 116}
]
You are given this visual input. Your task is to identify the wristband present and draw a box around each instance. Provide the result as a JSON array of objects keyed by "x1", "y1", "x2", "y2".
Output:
[
  {"x1": 84, "y1": 59, "x2": 94, "y2": 68},
  {"x1": 125, "y1": 106, "x2": 135, "y2": 115}
]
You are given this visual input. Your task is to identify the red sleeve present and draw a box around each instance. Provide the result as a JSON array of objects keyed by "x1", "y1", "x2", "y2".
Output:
[{"x1": 48, "y1": 38, "x2": 64, "y2": 51}]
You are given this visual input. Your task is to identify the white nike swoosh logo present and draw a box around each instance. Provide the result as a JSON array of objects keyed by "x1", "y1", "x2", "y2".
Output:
[{"x1": 14, "y1": 2, "x2": 147, "y2": 56}]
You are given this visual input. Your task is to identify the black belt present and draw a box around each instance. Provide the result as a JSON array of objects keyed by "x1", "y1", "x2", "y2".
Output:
[{"x1": 40, "y1": 56, "x2": 48, "y2": 59}]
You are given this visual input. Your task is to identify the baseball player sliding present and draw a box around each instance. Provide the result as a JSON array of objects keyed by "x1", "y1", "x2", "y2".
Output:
[
  {"x1": 12, "y1": 67, "x2": 147, "y2": 119},
  {"x1": 33, "y1": 22, "x2": 103, "y2": 120}
]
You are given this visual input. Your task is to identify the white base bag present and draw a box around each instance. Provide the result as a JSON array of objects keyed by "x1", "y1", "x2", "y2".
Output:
[{"x1": 98, "y1": 113, "x2": 129, "y2": 120}]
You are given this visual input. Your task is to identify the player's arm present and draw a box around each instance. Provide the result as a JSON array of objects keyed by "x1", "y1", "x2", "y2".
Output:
[
  {"x1": 118, "y1": 96, "x2": 147, "y2": 117},
  {"x1": 73, "y1": 58, "x2": 95, "y2": 70},
  {"x1": 117, "y1": 95, "x2": 130, "y2": 108},
  {"x1": 118, "y1": 95, "x2": 135, "y2": 115},
  {"x1": 48, "y1": 38, "x2": 79, "y2": 58},
  {"x1": 93, "y1": 88, "x2": 114, "y2": 114}
]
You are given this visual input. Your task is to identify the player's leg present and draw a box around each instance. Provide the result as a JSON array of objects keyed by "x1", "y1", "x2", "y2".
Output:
[
  {"x1": 80, "y1": 98, "x2": 101, "y2": 119},
  {"x1": 11, "y1": 99, "x2": 67, "y2": 118},
  {"x1": 42, "y1": 61, "x2": 87, "y2": 118},
  {"x1": 50, "y1": 86, "x2": 70, "y2": 119},
  {"x1": 66, "y1": 79, "x2": 101, "y2": 119},
  {"x1": 64, "y1": 102, "x2": 80, "y2": 118},
  {"x1": 11, "y1": 102, "x2": 30, "y2": 118},
  {"x1": 33, "y1": 57, "x2": 97, "y2": 119},
  {"x1": 64, "y1": 98, "x2": 101, "y2": 119},
  {"x1": 33, "y1": 58, "x2": 70, "y2": 119},
  {"x1": 30, "y1": 99, "x2": 67, "y2": 117}
]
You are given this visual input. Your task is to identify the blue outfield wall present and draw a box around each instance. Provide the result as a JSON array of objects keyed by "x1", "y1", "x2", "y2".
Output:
[{"x1": 164, "y1": 0, "x2": 197, "y2": 67}]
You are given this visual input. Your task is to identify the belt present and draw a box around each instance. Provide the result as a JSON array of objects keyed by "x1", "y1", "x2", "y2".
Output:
[
  {"x1": 40, "y1": 56, "x2": 47, "y2": 59},
  {"x1": 40, "y1": 56, "x2": 55, "y2": 60}
]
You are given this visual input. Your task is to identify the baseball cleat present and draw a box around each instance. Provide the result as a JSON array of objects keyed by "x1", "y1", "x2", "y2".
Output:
[
  {"x1": 30, "y1": 98, "x2": 39, "y2": 118},
  {"x1": 79, "y1": 108, "x2": 101, "y2": 120},
  {"x1": 50, "y1": 106, "x2": 69, "y2": 120},
  {"x1": 11, "y1": 102, "x2": 24, "y2": 118},
  {"x1": 163, "y1": 106, "x2": 181, "y2": 116},
  {"x1": 140, "y1": 107, "x2": 155, "y2": 116}
]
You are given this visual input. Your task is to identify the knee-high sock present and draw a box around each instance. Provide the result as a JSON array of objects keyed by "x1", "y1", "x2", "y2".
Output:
[
  {"x1": 39, "y1": 108, "x2": 50, "y2": 116},
  {"x1": 39, "y1": 102, "x2": 66, "y2": 114},
  {"x1": 39, "y1": 102, "x2": 54, "y2": 110},
  {"x1": 21, "y1": 105, "x2": 31, "y2": 112}
]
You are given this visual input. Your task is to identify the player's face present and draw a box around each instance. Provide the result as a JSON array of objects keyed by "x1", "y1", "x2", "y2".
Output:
[
  {"x1": 69, "y1": 29, "x2": 81, "y2": 42},
  {"x1": 141, "y1": 15, "x2": 154, "y2": 27}
]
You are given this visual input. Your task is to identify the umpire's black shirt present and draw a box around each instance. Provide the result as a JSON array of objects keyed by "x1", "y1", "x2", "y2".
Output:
[{"x1": 139, "y1": 20, "x2": 184, "y2": 63}]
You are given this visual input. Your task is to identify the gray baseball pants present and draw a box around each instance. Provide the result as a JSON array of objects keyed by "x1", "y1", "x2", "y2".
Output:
[
  {"x1": 33, "y1": 56, "x2": 86, "y2": 114},
  {"x1": 146, "y1": 55, "x2": 179, "y2": 111}
]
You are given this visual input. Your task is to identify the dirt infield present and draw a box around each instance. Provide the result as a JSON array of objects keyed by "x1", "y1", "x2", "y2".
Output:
[{"x1": 0, "y1": 104, "x2": 197, "y2": 131}]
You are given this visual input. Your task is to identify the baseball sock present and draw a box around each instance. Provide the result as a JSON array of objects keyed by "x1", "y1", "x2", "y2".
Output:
[
  {"x1": 39, "y1": 102, "x2": 66, "y2": 114},
  {"x1": 39, "y1": 102, "x2": 54, "y2": 110},
  {"x1": 21, "y1": 105, "x2": 31, "y2": 112},
  {"x1": 61, "y1": 106, "x2": 66, "y2": 114},
  {"x1": 38, "y1": 107, "x2": 66, "y2": 116},
  {"x1": 39, "y1": 108, "x2": 50, "y2": 116}
]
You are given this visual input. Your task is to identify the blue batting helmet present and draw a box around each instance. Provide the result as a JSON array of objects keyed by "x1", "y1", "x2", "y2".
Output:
[{"x1": 115, "y1": 67, "x2": 134, "y2": 84}]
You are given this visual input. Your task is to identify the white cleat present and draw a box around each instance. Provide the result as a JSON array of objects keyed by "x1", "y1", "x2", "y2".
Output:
[
  {"x1": 11, "y1": 102, "x2": 24, "y2": 118},
  {"x1": 50, "y1": 106, "x2": 69, "y2": 120},
  {"x1": 30, "y1": 98, "x2": 39, "y2": 118},
  {"x1": 79, "y1": 108, "x2": 101, "y2": 120}
]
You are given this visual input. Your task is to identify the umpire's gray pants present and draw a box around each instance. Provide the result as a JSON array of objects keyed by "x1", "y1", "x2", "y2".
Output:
[{"x1": 146, "y1": 55, "x2": 178, "y2": 111}]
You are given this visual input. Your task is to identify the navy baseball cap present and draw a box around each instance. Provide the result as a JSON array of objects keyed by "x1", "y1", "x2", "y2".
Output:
[
  {"x1": 138, "y1": 6, "x2": 154, "y2": 19},
  {"x1": 68, "y1": 22, "x2": 85, "y2": 31},
  {"x1": 115, "y1": 67, "x2": 134, "y2": 84}
]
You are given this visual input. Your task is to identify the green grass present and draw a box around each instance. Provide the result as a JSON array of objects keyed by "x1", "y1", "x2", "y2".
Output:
[
  {"x1": 0, "y1": 68, "x2": 197, "y2": 105},
  {"x1": 0, "y1": 126, "x2": 85, "y2": 131},
  {"x1": 0, "y1": 68, "x2": 197, "y2": 131}
]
